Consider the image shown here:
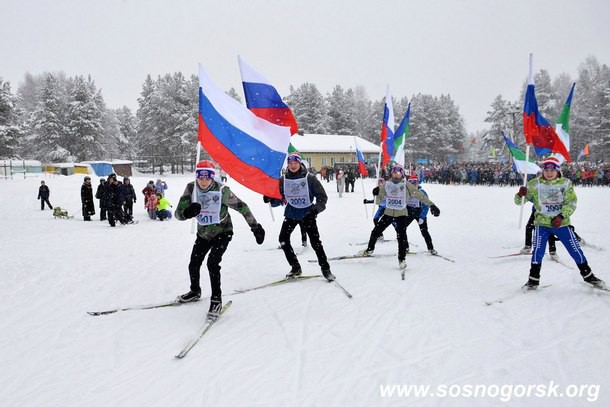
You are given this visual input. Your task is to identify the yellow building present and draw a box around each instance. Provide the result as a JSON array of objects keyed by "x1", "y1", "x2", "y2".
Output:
[{"x1": 290, "y1": 133, "x2": 380, "y2": 171}]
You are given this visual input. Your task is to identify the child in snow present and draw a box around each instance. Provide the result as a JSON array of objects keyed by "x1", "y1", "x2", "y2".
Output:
[
  {"x1": 359, "y1": 164, "x2": 440, "y2": 270},
  {"x1": 174, "y1": 160, "x2": 265, "y2": 319},
  {"x1": 515, "y1": 157, "x2": 605, "y2": 289}
]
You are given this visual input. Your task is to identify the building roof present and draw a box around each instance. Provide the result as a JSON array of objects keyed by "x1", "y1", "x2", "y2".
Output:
[{"x1": 290, "y1": 134, "x2": 380, "y2": 154}]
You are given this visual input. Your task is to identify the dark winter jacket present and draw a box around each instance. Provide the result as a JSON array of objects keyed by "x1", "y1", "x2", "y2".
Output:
[
  {"x1": 95, "y1": 181, "x2": 108, "y2": 208},
  {"x1": 38, "y1": 185, "x2": 50, "y2": 199},
  {"x1": 280, "y1": 164, "x2": 327, "y2": 221},
  {"x1": 81, "y1": 183, "x2": 95, "y2": 216},
  {"x1": 121, "y1": 181, "x2": 136, "y2": 204}
]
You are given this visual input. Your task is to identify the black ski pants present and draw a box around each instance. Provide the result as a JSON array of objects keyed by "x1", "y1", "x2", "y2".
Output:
[
  {"x1": 188, "y1": 232, "x2": 233, "y2": 299},
  {"x1": 280, "y1": 217, "x2": 329, "y2": 271}
]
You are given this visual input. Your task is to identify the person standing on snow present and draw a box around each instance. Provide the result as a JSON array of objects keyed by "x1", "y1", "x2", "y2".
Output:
[
  {"x1": 405, "y1": 174, "x2": 437, "y2": 255},
  {"x1": 264, "y1": 153, "x2": 335, "y2": 282},
  {"x1": 359, "y1": 164, "x2": 440, "y2": 270},
  {"x1": 37, "y1": 180, "x2": 53, "y2": 210},
  {"x1": 95, "y1": 178, "x2": 108, "y2": 221},
  {"x1": 515, "y1": 157, "x2": 605, "y2": 290},
  {"x1": 174, "y1": 160, "x2": 265, "y2": 319},
  {"x1": 121, "y1": 177, "x2": 136, "y2": 218},
  {"x1": 80, "y1": 176, "x2": 95, "y2": 221}
]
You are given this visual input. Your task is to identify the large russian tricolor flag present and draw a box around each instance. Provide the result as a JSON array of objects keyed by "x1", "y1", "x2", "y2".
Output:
[
  {"x1": 198, "y1": 63, "x2": 291, "y2": 198},
  {"x1": 380, "y1": 86, "x2": 395, "y2": 167},
  {"x1": 522, "y1": 54, "x2": 571, "y2": 161},
  {"x1": 238, "y1": 56, "x2": 299, "y2": 136}
]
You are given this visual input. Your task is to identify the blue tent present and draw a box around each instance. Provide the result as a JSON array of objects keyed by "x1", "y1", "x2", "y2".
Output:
[{"x1": 86, "y1": 161, "x2": 113, "y2": 176}]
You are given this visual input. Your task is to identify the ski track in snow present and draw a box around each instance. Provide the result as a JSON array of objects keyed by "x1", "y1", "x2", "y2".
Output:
[{"x1": 2, "y1": 175, "x2": 610, "y2": 406}]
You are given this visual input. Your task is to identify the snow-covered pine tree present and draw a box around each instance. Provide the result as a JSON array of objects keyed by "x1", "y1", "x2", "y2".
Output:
[
  {"x1": 286, "y1": 83, "x2": 329, "y2": 134},
  {"x1": 66, "y1": 75, "x2": 105, "y2": 161},
  {"x1": 29, "y1": 73, "x2": 72, "y2": 162},
  {"x1": 326, "y1": 85, "x2": 356, "y2": 135},
  {"x1": 0, "y1": 78, "x2": 23, "y2": 158}
]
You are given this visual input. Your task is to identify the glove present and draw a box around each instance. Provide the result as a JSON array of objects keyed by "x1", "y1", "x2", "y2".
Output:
[
  {"x1": 183, "y1": 202, "x2": 201, "y2": 219},
  {"x1": 418, "y1": 218, "x2": 425, "y2": 225},
  {"x1": 263, "y1": 196, "x2": 271, "y2": 203},
  {"x1": 303, "y1": 208, "x2": 318, "y2": 222},
  {"x1": 551, "y1": 214, "x2": 564, "y2": 228},
  {"x1": 372, "y1": 187, "x2": 380, "y2": 196},
  {"x1": 251, "y1": 224, "x2": 265, "y2": 244},
  {"x1": 518, "y1": 186, "x2": 528, "y2": 197},
  {"x1": 430, "y1": 205, "x2": 440, "y2": 217},
  {"x1": 134, "y1": 198, "x2": 137, "y2": 203},
  {"x1": 363, "y1": 199, "x2": 374, "y2": 204}
]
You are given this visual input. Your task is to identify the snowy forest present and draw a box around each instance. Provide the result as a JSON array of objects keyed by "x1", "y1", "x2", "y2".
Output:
[{"x1": 1, "y1": 56, "x2": 609, "y2": 170}]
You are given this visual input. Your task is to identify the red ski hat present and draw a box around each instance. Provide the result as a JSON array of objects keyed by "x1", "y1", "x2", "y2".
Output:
[
  {"x1": 195, "y1": 160, "x2": 216, "y2": 179},
  {"x1": 407, "y1": 174, "x2": 419, "y2": 184},
  {"x1": 542, "y1": 156, "x2": 560, "y2": 170}
]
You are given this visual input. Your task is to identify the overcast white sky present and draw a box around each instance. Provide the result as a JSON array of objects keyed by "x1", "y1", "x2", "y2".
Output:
[{"x1": 2, "y1": 0, "x2": 609, "y2": 134}]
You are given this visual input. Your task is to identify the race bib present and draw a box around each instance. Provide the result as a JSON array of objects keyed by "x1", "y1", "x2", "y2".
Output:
[
  {"x1": 406, "y1": 196, "x2": 421, "y2": 208},
  {"x1": 195, "y1": 190, "x2": 221, "y2": 225},
  {"x1": 385, "y1": 181, "x2": 407, "y2": 210},
  {"x1": 284, "y1": 177, "x2": 311, "y2": 209},
  {"x1": 537, "y1": 181, "x2": 567, "y2": 216}
]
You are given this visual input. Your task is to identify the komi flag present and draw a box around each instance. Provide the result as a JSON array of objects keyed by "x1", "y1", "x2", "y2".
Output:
[
  {"x1": 549, "y1": 82, "x2": 576, "y2": 164},
  {"x1": 502, "y1": 133, "x2": 541, "y2": 175},
  {"x1": 391, "y1": 102, "x2": 410, "y2": 166},
  {"x1": 522, "y1": 54, "x2": 571, "y2": 161},
  {"x1": 380, "y1": 86, "x2": 395, "y2": 167},
  {"x1": 238, "y1": 56, "x2": 299, "y2": 136},
  {"x1": 354, "y1": 137, "x2": 368, "y2": 177},
  {"x1": 198, "y1": 63, "x2": 291, "y2": 198}
]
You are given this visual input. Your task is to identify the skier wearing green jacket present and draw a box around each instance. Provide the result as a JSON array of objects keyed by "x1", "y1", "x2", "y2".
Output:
[
  {"x1": 174, "y1": 160, "x2": 266, "y2": 319},
  {"x1": 514, "y1": 157, "x2": 605, "y2": 290}
]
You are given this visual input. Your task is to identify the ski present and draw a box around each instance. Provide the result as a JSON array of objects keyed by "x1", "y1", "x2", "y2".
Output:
[
  {"x1": 582, "y1": 283, "x2": 610, "y2": 293},
  {"x1": 488, "y1": 252, "x2": 529, "y2": 259},
  {"x1": 549, "y1": 253, "x2": 573, "y2": 269},
  {"x1": 581, "y1": 241, "x2": 604, "y2": 251},
  {"x1": 232, "y1": 275, "x2": 320, "y2": 294},
  {"x1": 349, "y1": 239, "x2": 395, "y2": 246},
  {"x1": 175, "y1": 301, "x2": 232, "y2": 359},
  {"x1": 484, "y1": 285, "x2": 552, "y2": 306},
  {"x1": 309, "y1": 253, "x2": 395, "y2": 262},
  {"x1": 401, "y1": 269, "x2": 406, "y2": 280},
  {"x1": 87, "y1": 300, "x2": 184, "y2": 316}
]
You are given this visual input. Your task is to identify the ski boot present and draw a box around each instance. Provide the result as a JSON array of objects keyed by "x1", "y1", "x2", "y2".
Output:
[
  {"x1": 207, "y1": 297, "x2": 222, "y2": 320},
  {"x1": 177, "y1": 290, "x2": 201, "y2": 303},
  {"x1": 286, "y1": 264, "x2": 302, "y2": 279}
]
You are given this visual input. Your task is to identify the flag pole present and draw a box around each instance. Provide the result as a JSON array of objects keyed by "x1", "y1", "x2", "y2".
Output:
[
  {"x1": 517, "y1": 144, "x2": 530, "y2": 229},
  {"x1": 190, "y1": 141, "x2": 201, "y2": 234}
]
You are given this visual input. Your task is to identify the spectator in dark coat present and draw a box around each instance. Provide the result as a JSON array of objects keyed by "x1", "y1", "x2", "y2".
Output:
[
  {"x1": 105, "y1": 173, "x2": 129, "y2": 227},
  {"x1": 37, "y1": 181, "x2": 53, "y2": 210},
  {"x1": 95, "y1": 178, "x2": 108, "y2": 221},
  {"x1": 121, "y1": 177, "x2": 136, "y2": 217},
  {"x1": 80, "y1": 176, "x2": 95, "y2": 221}
]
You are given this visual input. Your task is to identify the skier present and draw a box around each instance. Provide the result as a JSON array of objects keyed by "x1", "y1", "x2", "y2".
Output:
[
  {"x1": 515, "y1": 157, "x2": 605, "y2": 289},
  {"x1": 80, "y1": 176, "x2": 95, "y2": 221},
  {"x1": 175, "y1": 160, "x2": 266, "y2": 319},
  {"x1": 264, "y1": 153, "x2": 335, "y2": 282},
  {"x1": 37, "y1": 180, "x2": 53, "y2": 210},
  {"x1": 405, "y1": 174, "x2": 437, "y2": 255},
  {"x1": 359, "y1": 164, "x2": 440, "y2": 270}
]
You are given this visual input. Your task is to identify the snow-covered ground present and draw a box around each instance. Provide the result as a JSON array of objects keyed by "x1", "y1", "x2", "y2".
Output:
[{"x1": 1, "y1": 173, "x2": 609, "y2": 407}]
